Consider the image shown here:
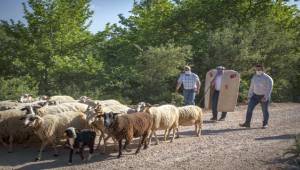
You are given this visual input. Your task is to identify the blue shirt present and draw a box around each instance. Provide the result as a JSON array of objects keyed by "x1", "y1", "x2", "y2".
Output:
[{"x1": 178, "y1": 73, "x2": 200, "y2": 90}]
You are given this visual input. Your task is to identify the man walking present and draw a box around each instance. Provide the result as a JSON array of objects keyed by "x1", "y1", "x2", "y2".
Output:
[
  {"x1": 210, "y1": 66, "x2": 227, "y2": 121},
  {"x1": 176, "y1": 66, "x2": 201, "y2": 105},
  {"x1": 240, "y1": 64, "x2": 273, "y2": 129}
]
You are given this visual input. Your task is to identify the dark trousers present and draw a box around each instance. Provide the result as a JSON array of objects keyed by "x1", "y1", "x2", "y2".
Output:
[
  {"x1": 245, "y1": 94, "x2": 270, "y2": 126},
  {"x1": 212, "y1": 90, "x2": 227, "y2": 119}
]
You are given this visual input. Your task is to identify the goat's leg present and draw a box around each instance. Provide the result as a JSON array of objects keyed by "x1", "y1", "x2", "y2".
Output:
[
  {"x1": 171, "y1": 127, "x2": 176, "y2": 142},
  {"x1": 102, "y1": 135, "x2": 111, "y2": 153},
  {"x1": 88, "y1": 142, "x2": 94, "y2": 161},
  {"x1": 197, "y1": 122, "x2": 202, "y2": 137},
  {"x1": 164, "y1": 129, "x2": 169, "y2": 141},
  {"x1": 149, "y1": 131, "x2": 153, "y2": 145},
  {"x1": 8, "y1": 135, "x2": 13, "y2": 153},
  {"x1": 52, "y1": 142, "x2": 58, "y2": 157},
  {"x1": 136, "y1": 134, "x2": 147, "y2": 154},
  {"x1": 117, "y1": 139, "x2": 123, "y2": 158},
  {"x1": 153, "y1": 131, "x2": 159, "y2": 145},
  {"x1": 36, "y1": 141, "x2": 48, "y2": 161},
  {"x1": 123, "y1": 140, "x2": 131, "y2": 152},
  {"x1": 79, "y1": 144, "x2": 84, "y2": 161},
  {"x1": 97, "y1": 130, "x2": 104, "y2": 150},
  {"x1": 0, "y1": 137, "x2": 8, "y2": 148}
]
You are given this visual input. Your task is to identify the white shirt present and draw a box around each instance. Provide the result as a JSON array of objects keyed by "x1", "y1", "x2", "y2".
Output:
[
  {"x1": 248, "y1": 73, "x2": 273, "y2": 100},
  {"x1": 215, "y1": 74, "x2": 222, "y2": 91}
]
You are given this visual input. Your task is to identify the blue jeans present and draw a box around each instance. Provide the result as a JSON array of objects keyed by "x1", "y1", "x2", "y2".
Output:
[
  {"x1": 212, "y1": 90, "x2": 227, "y2": 119},
  {"x1": 245, "y1": 94, "x2": 270, "y2": 126},
  {"x1": 183, "y1": 89, "x2": 196, "y2": 105}
]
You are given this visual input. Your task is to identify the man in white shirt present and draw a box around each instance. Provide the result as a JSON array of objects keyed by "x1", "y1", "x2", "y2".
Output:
[
  {"x1": 240, "y1": 64, "x2": 273, "y2": 129},
  {"x1": 210, "y1": 66, "x2": 227, "y2": 121},
  {"x1": 176, "y1": 66, "x2": 201, "y2": 105}
]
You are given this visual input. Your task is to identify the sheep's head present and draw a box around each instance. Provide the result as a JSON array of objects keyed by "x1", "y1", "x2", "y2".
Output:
[
  {"x1": 47, "y1": 100, "x2": 58, "y2": 105},
  {"x1": 38, "y1": 95, "x2": 49, "y2": 101},
  {"x1": 79, "y1": 96, "x2": 90, "y2": 103},
  {"x1": 137, "y1": 102, "x2": 151, "y2": 112},
  {"x1": 20, "y1": 114, "x2": 41, "y2": 128},
  {"x1": 19, "y1": 94, "x2": 33, "y2": 103},
  {"x1": 85, "y1": 103, "x2": 104, "y2": 125},
  {"x1": 95, "y1": 103, "x2": 103, "y2": 114},
  {"x1": 102, "y1": 112, "x2": 120, "y2": 128},
  {"x1": 21, "y1": 105, "x2": 41, "y2": 115},
  {"x1": 64, "y1": 127, "x2": 78, "y2": 148},
  {"x1": 85, "y1": 106, "x2": 97, "y2": 125}
]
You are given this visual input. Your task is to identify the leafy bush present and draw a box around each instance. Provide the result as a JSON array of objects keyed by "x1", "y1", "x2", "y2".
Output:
[{"x1": 0, "y1": 76, "x2": 38, "y2": 100}]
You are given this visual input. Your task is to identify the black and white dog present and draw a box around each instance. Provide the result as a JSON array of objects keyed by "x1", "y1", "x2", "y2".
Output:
[{"x1": 64, "y1": 127, "x2": 96, "y2": 164}]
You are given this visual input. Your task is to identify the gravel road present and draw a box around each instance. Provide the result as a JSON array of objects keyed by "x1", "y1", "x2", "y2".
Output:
[{"x1": 0, "y1": 103, "x2": 299, "y2": 170}]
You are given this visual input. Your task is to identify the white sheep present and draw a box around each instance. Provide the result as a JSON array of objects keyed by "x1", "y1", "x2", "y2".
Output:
[
  {"x1": 48, "y1": 95, "x2": 76, "y2": 105},
  {"x1": 143, "y1": 104, "x2": 179, "y2": 145},
  {"x1": 0, "y1": 100, "x2": 19, "y2": 111},
  {"x1": 22, "y1": 103, "x2": 88, "y2": 116},
  {"x1": 177, "y1": 105, "x2": 203, "y2": 137},
  {"x1": 80, "y1": 98, "x2": 134, "y2": 113},
  {"x1": 22, "y1": 111, "x2": 89, "y2": 161},
  {"x1": 0, "y1": 109, "x2": 35, "y2": 152}
]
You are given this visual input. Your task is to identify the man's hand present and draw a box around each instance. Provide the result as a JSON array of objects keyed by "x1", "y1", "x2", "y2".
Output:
[
  {"x1": 261, "y1": 97, "x2": 267, "y2": 102},
  {"x1": 246, "y1": 97, "x2": 251, "y2": 104},
  {"x1": 195, "y1": 89, "x2": 200, "y2": 94}
]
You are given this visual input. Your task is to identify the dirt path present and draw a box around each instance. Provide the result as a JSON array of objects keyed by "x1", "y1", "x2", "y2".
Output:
[{"x1": 0, "y1": 103, "x2": 299, "y2": 170}]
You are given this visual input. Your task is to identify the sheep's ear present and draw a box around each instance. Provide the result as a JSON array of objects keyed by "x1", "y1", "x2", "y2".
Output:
[
  {"x1": 20, "y1": 107, "x2": 27, "y2": 111},
  {"x1": 31, "y1": 116, "x2": 40, "y2": 122},
  {"x1": 19, "y1": 116, "x2": 26, "y2": 120},
  {"x1": 33, "y1": 105, "x2": 42, "y2": 109},
  {"x1": 96, "y1": 114, "x2": 104, "y2": 118},
  {"x1": 20, "y1": 107, "x2": 29, "y2": 113},
  {"x1": 145, "y1": 103, "x2": 152, "y2": 107},
  {"x1": 37, "y1": 101, "x2": 47, "y2": 107},
  {"x1": 112, "y1": 112, "x2": 120, "y2": 118}
]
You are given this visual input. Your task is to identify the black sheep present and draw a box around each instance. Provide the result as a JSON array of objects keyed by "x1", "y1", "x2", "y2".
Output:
[{"x1": 64, "y1": 127, "x2": 96, "y2": 164}]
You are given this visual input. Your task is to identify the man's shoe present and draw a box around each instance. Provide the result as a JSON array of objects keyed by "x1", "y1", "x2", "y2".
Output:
[
  {"x1": 210, "y1": 117, "x2": 217, "y2": 122},
  {"x1": 262, "y1": 125, "x2": 268, "y2": 129},
  {"x1": 218, "y1": 117, "x2": 226, "y2": 121},
  {"x1": 239, "y1": 123, "x2": 250, "y2": 128}
]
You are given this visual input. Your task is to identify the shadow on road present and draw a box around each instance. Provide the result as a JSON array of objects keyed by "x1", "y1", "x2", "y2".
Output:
[{"x1": 255, "y1": 134, "x2": 295, "y2": 141}]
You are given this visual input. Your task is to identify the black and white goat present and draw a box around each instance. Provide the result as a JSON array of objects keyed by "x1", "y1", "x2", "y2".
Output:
[{"x1": 64, "y1": 127, "x2": 96, "y2": 164}]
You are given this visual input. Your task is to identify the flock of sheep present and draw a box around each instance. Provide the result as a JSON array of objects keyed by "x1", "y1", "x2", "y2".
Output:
[{"x1": 0, "y1": 94, "x2": 203, "y2": 164}]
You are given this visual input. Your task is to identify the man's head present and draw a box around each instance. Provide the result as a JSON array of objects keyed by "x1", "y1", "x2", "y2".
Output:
[
  {"x1": 184, "y1": 65, "x2": 191, "y2": 74},
  {"x1": 254, "y1": 64, "x2": 264, "y2": 75},
  {"x1": 216, "y1": 66, "x2": 225, "y2": 75}
]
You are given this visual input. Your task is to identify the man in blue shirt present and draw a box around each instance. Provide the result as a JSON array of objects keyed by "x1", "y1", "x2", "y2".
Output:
[{"x1": 176, "y1": 66, "x2": 201, "y2": 105}]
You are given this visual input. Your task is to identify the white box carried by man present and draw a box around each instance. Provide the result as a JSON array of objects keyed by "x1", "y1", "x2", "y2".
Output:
[{"x1": 204, "y1": 69, "x2": 240, "y2": 112}]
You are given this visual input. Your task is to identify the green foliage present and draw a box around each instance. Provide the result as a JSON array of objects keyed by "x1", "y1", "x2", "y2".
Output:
[
  {"x1": 0, "y1": 76, "x2": 38, "y2": 101},
  {"x1": 0, "y1": 0, "x2": 299, "y2": 104},
  {"x1": 134, "y1": 43, "x2": 192, "y2": 103}
]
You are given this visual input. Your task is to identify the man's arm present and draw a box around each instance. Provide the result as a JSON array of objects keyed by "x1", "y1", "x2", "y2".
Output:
[
  {"x1": 196, "y1": 78, "x2": 201, "y2": 94},
  {"x1": 248, "y1": 77, "x2": 254, "y2": 99},
  {"x1": 263, "y1": 75, "x2": 273, "y2": 101},
  {"x1": 176, "y1": 82, "x2": 181, "y2": 93},
  {"x1": 176, "y1": 75, "x2": 183, "y2": 92}
]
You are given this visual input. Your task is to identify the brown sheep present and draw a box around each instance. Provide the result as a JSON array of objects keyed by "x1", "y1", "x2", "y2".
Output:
[{"x1": 99, "y1": 111, "x2": 153, "y2": 158}]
